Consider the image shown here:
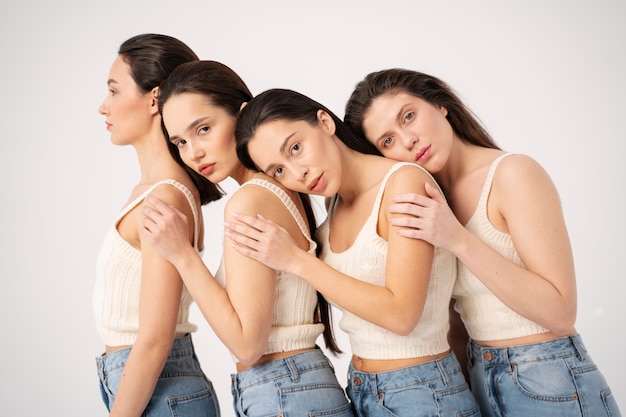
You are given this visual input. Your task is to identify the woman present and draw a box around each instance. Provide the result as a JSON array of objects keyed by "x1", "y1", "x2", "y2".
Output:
[
  {"x1": 139, "y1": 60, "x2": 353, "y2": 417},
  {"x1": 225, "y1": 88, "x2": 481, "y2": 417},
  {"x1": 93, "y1": 34, "x2": 222, "y2": 417},
  {"x1": 342, "y1": 68, "x2": 622, "y2": 417}
]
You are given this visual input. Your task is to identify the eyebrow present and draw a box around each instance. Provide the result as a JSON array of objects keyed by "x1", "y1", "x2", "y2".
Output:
[
  {"x1": 168, "y1": 116, "x2": 209, "y2": 142},
  {"x1": 106, "y1": 79, "x2": 118, "y2": 86},
  {"x1": 263, "y1": 132, "x2": 296, "y2": 173}
]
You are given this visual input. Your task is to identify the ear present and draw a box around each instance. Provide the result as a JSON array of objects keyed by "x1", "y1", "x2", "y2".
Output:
[
  {"x1": 239, "y1": 101, "x2": 248, "y2": 113},
  {"x1": 149, "y1": 86, "x2": 160, "y2": 115},
  {"x1": 317, "y1": 109, "x2": 336, "y2": 136},
  {"x1": 438, "y1": 104, "x2": 448, "y2": 117}
]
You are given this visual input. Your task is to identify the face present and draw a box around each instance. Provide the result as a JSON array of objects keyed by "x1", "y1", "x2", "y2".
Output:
[
  {"x1": 98, "y1": 55, "x2": 155, "y2": 145},
  {"x1": 162, "y1": 93, "x2": 239, "y2": 184},
  {"x1": 247, "y1": 111, "x2": 342, "y2": 197},
  {"x1": 361, "y1": 92, "x2": 453, "y2": 174}
]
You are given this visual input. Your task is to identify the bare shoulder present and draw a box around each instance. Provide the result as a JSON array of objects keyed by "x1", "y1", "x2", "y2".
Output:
[
  {"x1": 494, "y1": 154, "x2": 555, "y2": 193},
  {"x1": 493, "y1": 154, "x2": 560, "y2": 213},
  {"x1": 385, "y1": 163, "x2": 437, "y2": 196}
]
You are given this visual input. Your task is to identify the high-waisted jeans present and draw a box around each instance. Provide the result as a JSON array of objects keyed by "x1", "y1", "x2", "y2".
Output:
[
  {"x1": 231, "y1": 348, "x2": 354, "y2": 417},
  {"x1": 346, "y1": 351, "x2": 481, "y2": 416},
  {"x1": 468, "y1": 334, "x2": 621, "y2": 417},
  {"x1": 96, "y1": 334, "x2": 220, "y2": 417}
]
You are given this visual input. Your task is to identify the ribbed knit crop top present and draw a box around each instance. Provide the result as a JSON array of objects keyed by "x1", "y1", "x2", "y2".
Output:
[
  {"x1": 214, "y1": 178, "x2": 324, "y2": 362},
  {"x1": 317, "y1": 162, "x2": 456, "y2": 360},
  {"x1": 453, "y1": 153, "x2": 549, "y2": 341},
  {"x1": 93, "y1": 180, "x2": 198, "y2": 346}
]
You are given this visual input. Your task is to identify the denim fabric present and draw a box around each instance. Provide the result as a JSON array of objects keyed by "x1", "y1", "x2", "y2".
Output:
[
  {"x1": 468, "y1": 334, "x2": 621, "y2": 417},
  {"x1": 231, "y1": 348, "x2": 354, "y2": 417},
  {"x1": 346, "y1": 351, "x2": 481, "y2": 417},
  {"x1": 96, "y1": 334, "x2": 220, "y2": 417}
]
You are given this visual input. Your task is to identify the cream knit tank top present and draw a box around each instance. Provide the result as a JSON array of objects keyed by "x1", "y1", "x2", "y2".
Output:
[
  {"x1": 453, "y1": 153, "x2": 549, "y2": 340},
  {"x1": 93, "y1": 179, "x2": 199, "y2": 346},
  {"x1": 317, "y1": 162, "x2": 456, "y2": 360}
]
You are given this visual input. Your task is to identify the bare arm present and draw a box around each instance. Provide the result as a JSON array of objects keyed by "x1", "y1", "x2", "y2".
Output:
[
  {"x1": 226, "y1": 166, "x2": 436, "y2": 335},
  {"x1": 109, "y1": 187, "x2": 191, "y2": 417}
]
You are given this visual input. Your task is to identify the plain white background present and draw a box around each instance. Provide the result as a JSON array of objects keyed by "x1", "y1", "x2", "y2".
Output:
[{"x1": 0, "y1": 0, "x2": 624, "y2": 415}]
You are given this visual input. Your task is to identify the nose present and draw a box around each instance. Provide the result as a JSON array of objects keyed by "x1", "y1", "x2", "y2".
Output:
[
  {"x1": 298, "y1": 164, "x2": 308, "y2": 180},
  {"x1": 189, "y1": 142, "x2": 205, "y2": 162},
  {"x1": 98, "y1": 97, "x2": 108, "y2": 115},
  {"x1": 400, "y1": 132, "x2": 417, "y2": 149}
]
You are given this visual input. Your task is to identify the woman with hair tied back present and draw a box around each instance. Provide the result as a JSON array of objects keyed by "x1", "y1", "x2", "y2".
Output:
[
  {"x1": 225, "y1": 88, "x2": 481, "y2": 417},
  {"x1": 139, "y1": 60, "x2": 354, "y2": 417},
  {"x1": 93, "y1": 34, "x2": 222, "y2": 417},
  {"x1": 343, "y1": 68, "x2": 622, "y2": 417}
]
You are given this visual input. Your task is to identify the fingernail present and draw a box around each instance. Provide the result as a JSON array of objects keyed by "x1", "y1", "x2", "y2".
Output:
[
  {"x1": 224, "y1": 221, "x2": 231, "y2": 228},
  {"x1": 231, "y1": 212, "x2": 239, "y2": 218},
  {"x1": 224, "y1": 230, "x2": 232, "y2": 237}
]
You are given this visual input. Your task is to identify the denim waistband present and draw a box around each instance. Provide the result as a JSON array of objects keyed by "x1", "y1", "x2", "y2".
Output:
[
  {"x1": 348, "y1": 351, "x2": 461, "y2": 389},
  {"x1": 469, "y1": 334, "x2": 588, "y2": 366},
  {"x1": 96, "y1": 333, "x2": 195, "y2": 374},
  {"x1": 232, "y1": 348, "x2": 332, "y2": 390}
]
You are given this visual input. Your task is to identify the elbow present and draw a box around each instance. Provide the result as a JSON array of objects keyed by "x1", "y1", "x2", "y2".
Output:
[
  {"x1": 548, "y1": 306, "x2": 577, "y2": 337},
  {"x1": 232, "y1": 346, "x2": 265, "y2": 367},
  {"x1": 389, "y1": 315, "x2": 421, "y2": 337}
]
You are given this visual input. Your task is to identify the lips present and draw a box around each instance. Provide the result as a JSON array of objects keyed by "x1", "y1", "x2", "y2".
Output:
[
  {"x1": 307, "y1": 174, "x2": 324, "y2": 192},
  {"x1": 198, "y1": 163, "x2": 215, "y2": 176},
  {"x1": 415, "y1": 145, "x2": 431, "y2": 162}
]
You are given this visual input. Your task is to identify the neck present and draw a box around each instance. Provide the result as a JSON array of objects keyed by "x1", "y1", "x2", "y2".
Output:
[
  {"x1": 335, "y1": 142, "x2": 386, "y2": 204},
  {"x1": 230, "y1": 163, "x2": 258, "y2": 185},
  {"x1": 133, "y1": 126, "x2": 180, "y2": 184}
]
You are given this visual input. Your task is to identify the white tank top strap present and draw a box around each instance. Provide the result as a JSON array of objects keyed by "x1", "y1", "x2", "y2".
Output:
[
  {"x1": 475, "y1": 153, "x2": 514, "y2": 216},
  {"x1": 117, "y1": 179, "x2": 200, "y2": 250},
  {"x1": 242, "y1": 178, "x2": 314, "y2": 244}
]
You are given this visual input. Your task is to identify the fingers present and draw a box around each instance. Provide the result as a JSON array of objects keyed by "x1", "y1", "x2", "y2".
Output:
[
  {"x1": 424, "y1": 182, "x2": 446, "y2": 203},
  {"x1": 387, "y1": 201, "x2": 423, "y2": 217},
  {"x1": 229, "y1": 212, "x2": 275, "y2": 231},
  {"x1": 391, "y1": 193, "x2": 425, "y2": 205}
]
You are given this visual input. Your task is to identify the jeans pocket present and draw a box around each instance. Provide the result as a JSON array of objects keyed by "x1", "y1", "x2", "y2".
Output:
[
  {"x1": 512, "y1": 359, "x2": 579, "y2": 401},
  {"x1": 167, "y1": 387, "x2": 219, "y2": 417}
]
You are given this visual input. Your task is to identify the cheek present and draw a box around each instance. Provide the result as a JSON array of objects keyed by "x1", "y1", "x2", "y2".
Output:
[{"x1": 382, "y1": 147, "x2": 409, "y2": 162}]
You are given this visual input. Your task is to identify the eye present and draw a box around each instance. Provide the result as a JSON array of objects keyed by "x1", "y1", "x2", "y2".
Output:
[
  {"x1": 289, "y1": 142, "x2": 301, "y2": 156},
  {"x1": 403, "y1": 111, "x2": 414, "y2": 124},
  {"x1": 272, "y1": 166, "x2": 284, "y2": 179},
  {"x1": 197, "y1": 126, "x2": 209, "y2": 135},
  {"x1": 172, "y1": 138, "x2": 187, "y2": 149},
  {"x1": 109, "y1": 89, "x2": 117, "y2": 96},
  {"x1": 382, "y1": 136, "x2": 394, "y2": 148}
]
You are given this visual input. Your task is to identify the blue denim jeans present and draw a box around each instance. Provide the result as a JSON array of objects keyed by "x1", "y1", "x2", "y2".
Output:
[
  {"x1": 346, "y1": 351, "x2": 481, "y2": 417},
  {"x1": 231, "y1": 348, "x2": 354, "y2": 417},
  {"x1": 468, "y1": 334, "x2": 621, "y2": 417},
  {"x1": 96, "y1": 334, "x2": 220, "y2": 417}
]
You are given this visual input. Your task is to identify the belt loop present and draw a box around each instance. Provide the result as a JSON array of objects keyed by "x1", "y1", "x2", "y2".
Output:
[
  {"x1": 436, "y1": 357, "x2": 451, "y2": 386},
  {"x1": 570, "y1": 335, "x2": 585, "y2": 362},
  {"x1": 467, "y1": 340, "x2": 474, "y2": 367},
  {"x1": 286, "y1": 356, "x2": 300, "y2": 382}
]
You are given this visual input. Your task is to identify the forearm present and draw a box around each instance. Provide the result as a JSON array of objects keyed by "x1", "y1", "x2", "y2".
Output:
[
  {"x1": 109, "y1": 340, "x2": 171, "y2": 417},
  {"x1": 292, "y1": 253, "x2": 424, "y2": 335},
  {"x1": 174, "y1": 253, "x2": 269, "y2": 365},
  {"x1": 453, "y1": 230, "x2": 576, "y2": 334}
]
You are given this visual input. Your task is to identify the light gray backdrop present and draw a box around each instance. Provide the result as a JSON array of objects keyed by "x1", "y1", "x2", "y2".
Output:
[{"x1": 1, "y1": 1, "x2": 623, "y2": 415}]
